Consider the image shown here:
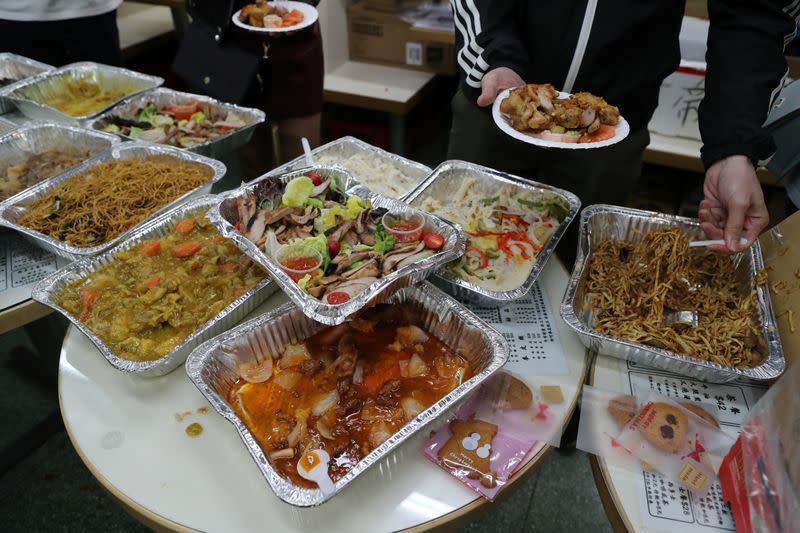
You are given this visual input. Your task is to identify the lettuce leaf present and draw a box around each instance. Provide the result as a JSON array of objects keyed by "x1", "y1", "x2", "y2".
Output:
[
  {"x1": 282, "y1": 176, "x2": 314, "y2": 208},
  {"x1": 374, "y1": 222, "x2": 395, "y2": 254}
]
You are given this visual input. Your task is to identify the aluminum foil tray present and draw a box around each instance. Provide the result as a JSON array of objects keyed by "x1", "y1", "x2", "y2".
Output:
[
  {"x1": 0, "y1": 116, "x2": 17, "y2": 135},
  {"x1": 185, "y1": 282, "x2": 509, "y2": 506},
  {"x1": 210, "y1": 165, "x2": 466, "y2": 325},
  {"x1": 32, "y1": 195, "x2": 276, "y2": 377},
  {"x1": 0, "y1": 53, "x2": 53, "y2": 114},
  {"x1": 269, "y1": 136, "x2": 432, "y2": 200},
  {"x1": 88, "y1": 87, "x2": 265, "y2": 159},
  {"x1": 3, "y1": 61, "x2": 163, "y2": 123},
  {"x1": 404, "y1": 160, "x2": 581, "y2": 306},
  {"x1": 0, "y1": 141, "x2": 226, "y2": 261},
  {"x1": 0, "y1": 121, "x2": 120, "y2": 204},
  {"x1": 560, "y1": 204, "x2": 785, "y2": 382}
]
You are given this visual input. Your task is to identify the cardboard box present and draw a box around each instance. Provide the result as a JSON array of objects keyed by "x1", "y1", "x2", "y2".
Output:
[
  {"x1": 648, "y1": 60, "x2": 706, "y2": 141},
  {"x1": 347, "y1": 2, "x2": 456, "y2": 76}
]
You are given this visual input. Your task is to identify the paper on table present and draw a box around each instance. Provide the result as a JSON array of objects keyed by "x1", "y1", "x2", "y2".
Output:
[
  {"x1": 459, "y1": 283, "x2": 569, "y2": 376},
  {"x1": 625, "y1": 360, "x2": 766, "y2": 532},
  {"x1": 758, "y1": 210, "x2": 800, "y2": 368},
  {"x1": 0, "y1": 230, "x2": 70, "y2": 312}
]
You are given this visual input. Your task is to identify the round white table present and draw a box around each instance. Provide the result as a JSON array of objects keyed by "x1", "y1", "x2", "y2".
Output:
[{"x1": 58, "y1": 260, "x2": 588, "y2": 532}]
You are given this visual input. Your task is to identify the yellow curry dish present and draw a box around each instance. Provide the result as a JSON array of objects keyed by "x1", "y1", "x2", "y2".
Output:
[{"x1": 59, "y1": 215, "x2": 266, "y2": 362}]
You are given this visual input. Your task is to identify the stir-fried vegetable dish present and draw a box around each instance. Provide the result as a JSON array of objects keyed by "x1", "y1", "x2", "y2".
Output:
[
  {"x1": 223, "y1": 172, "x2": 446, "y2": 304},
  {"x1": 96, "y1": 100, "x2": 247, "y2": 149},
  {"x1": 229, "y1": 304, "x2": 473, "y2": 487},
  {"x1": 59, "y1": 215, "x2": 265, "y2": 361},
  {"x1": 420, "y1": 178, "x2": 567, "y2": 291}
]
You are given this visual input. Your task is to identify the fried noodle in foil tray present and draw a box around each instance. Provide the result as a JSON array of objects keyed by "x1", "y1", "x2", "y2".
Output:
[
  {"x1": 87, "y1": 87, "x2": 265, "y2": 159},
  {"x1": 2, "y1": 61, "x2": 163, "y2": 123},
  {"x1": 559, "y1": 204, "x2": 785, "y2": 382},
  {"x1": 0, "y1": 121, "x2": 120, "y2": 205},
  {"x1": 0, "y1": 53, "x2": 53, "y2": 114},
  {"x1": 209, "y1": 166, "x2": 466, "y2": 325},
  {"x1": 185, "y1": 283, "x2": 509, "y2": 506},
  {"x1": 268, "y1": 136, "x2": 431, "y2": 200},
  {"x1": 0, "y1": 141, "x2": 226, "y2": 261},
  {"x1": 404, "y1": 160, "x2": 580, "y2": 306},
  {"x1": 32, "y1": 195, "x2": 276, "y2": 377}
]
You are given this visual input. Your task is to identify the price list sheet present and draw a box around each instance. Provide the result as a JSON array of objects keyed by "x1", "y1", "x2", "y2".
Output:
[
  {"x1": 624, "y1": 360, "x2": 766, "y2": 532},
  {"x1": 0, "y1": 231, "x2": 70, "y2": 311}
]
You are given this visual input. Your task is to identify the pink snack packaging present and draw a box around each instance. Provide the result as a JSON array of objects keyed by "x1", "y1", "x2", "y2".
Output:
[{"x1": 423, "y1": 371, "x2": 565, "y2": 500}]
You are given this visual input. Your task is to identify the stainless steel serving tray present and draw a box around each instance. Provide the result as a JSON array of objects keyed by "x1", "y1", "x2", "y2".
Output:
[
  {"x1": 0, "y1": 53, "x2": 53, "y2": 114},
  {"x1": 87, "y1": 87, "x2": 265, "y2": 159},
  {"x1": 32, "y1": 195, "x2": 276, "y2": 377},
  {"x1": 2, "y1": 61, "x2": 163, "y2": 123},
  {"x1": 210, "y1": 165, "x2": 466, "y2": 325},
  {"x1": 185, "y1": 282, "x2": 509, "y2": 506},
  {"x1": 0, "y1": 121, "x2": 120, "y2": 204},
  {"x1": 0, "y1": 141, "x2": 226, "y2": 261},
  {"x1": 560, "y1": 204, "x2": 785, "y2": 382},
  {"x1": 269, "y1": 136, "x2": 432, "y2": 200},
  {"x1": 404, "y1": 160, "x2": 581, "y2": 306}
]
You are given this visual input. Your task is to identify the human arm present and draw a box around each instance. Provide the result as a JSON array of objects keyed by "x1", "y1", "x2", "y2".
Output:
[
  {"x1": 698, "y1": 0, "x2": 796, "y2": 250},
  {"x1": 451, "y1": 0, "x2": 529, "y2": 105}
]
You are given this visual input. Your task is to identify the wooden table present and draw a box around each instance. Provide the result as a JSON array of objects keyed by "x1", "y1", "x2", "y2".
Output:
[{"x1": 58, "y1": 259, "x2": 589, "y2": 532}]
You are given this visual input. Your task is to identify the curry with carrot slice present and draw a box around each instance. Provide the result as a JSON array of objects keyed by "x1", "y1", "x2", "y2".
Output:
[{"x1": 58, "y1": 215, "x2": 266, "y2": 361}]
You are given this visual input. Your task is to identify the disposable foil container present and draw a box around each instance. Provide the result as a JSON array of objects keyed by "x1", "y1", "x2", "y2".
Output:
[
  {"x1": 404, "y1": 160, "x2": 581, "y2": 306},
  {"x1": 268, "y1": 136, "x2": 432, "y2": 200},
  {"x1": 31, "y1": 195, "x2": 276, "y2": 377},
  {"x1": 0, "y1": 53, "x2": 53, "y2": 114},
  {"x1": 0, "y1": 141, "x2": 226, "y2": 261},
  {"x1": 2, "y1": 61, "x2": 163, "y2": 123},
  {"x1": 0, "y1": 121, "x2": 120, "y2": 204},
  {"x1": 87, "y1": 87, "x2": 265, "y2": 159},
  {"x1": 209, "y1": 165, "x2": 466, "y2": 325},
  {"x1": 0, "y1": 116, "x2": 17, "y2": 135},
  {"x1": 185, "y1": 282, "x2": 510, "y2": 506},
  {"x1": 560, "y1": 204, "x2": 785, "y2": 382}
]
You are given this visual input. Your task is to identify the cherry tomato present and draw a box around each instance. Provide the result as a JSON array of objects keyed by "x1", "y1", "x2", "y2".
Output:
[
  {"x1": 164, "y1": 102, "x2": 200, "y2": 121},
  {"x1": 327, "y1": 238, "x2": 341, "y2": 257},
  {"x1": 423, "y1": 233, "x2": 445, "y2": 250},
  {"x1": 326, "y1": 291, "x2": 350, "y2": 305},
  {"x1": 308, "y1": 171, "x2": 324, "y2": 186}
]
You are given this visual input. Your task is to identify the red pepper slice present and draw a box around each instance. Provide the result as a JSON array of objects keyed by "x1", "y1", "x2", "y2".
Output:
[
  {"x1": 499, "y1": 213, "x2": 530, "y2": 228},
  {"x1": 465, "y1": 247, "x2": 489, "y2": 269}
]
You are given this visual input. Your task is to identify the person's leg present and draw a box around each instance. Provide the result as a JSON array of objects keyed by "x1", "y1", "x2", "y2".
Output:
[
  {"x1": 0, "y1": 19, "x2": 68, "y2": 66},
  {"x1": 62, "y1": 10, "x2": 124, "y2": 66},
  {"x1": 277, "y1": 113, "x2": 321, "y2": 163}
]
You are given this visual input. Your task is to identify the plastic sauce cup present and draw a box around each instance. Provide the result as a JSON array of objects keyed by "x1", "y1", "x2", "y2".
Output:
[
  {"x1": 276, "y1": 245, "x2": 322, "y2": 282},
  {"x1": 382, "y1": 211, "x2": 425, "y2": 243}
]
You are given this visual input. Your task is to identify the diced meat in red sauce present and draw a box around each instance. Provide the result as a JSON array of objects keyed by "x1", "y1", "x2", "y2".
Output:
[{"x1": 228, "y1": 303, "x2": 472, "y2": 488}]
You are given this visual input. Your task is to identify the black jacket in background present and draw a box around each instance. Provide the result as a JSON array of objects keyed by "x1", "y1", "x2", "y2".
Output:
[{"x1": 452, "y1": 0, "x2": 798, "y2": 169}]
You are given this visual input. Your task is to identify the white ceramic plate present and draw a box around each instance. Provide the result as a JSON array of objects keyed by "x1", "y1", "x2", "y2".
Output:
[
  {"x1": 232, "y1": 2, "x2": 318, "y2": 34},
  {"x1": 492, "y1": 87, "x2": 630, "y2": 149}
]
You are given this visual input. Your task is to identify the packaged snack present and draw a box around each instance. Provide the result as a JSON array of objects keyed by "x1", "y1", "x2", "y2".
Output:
[{"x1": 424, "y1": 371, "x2": 566, "y2": 500}]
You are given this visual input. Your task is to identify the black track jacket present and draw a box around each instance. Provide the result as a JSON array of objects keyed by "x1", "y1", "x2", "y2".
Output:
[{"x1": 451, "y1": 0, "x2": 798, "y2": 168}]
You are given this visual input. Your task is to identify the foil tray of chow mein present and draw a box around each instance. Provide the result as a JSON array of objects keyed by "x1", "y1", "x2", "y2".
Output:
[
  {"x1": 269, "y1": 136, "x2": 432, "y2": 201},
  {"x1": 0, "y1": 53, "x2": 53, "y2": 114},
  {"x1": 0, "y1": 121, "x2": 120, "y2": 204},
  {"x1": 32, "y1": 195, "x2": 276, "y2": 377},
  {"x1": 405, "y1": 161, "x2": 580, "y2": 306},
  {"x1": 2, "y1": 61, "x2": 163, "y2": 123},
  {"x1": 560, "y1": 204, "x2": 784, "y2": 382},
  {"x1": 0, "y1": 141, "x2": 225, "y2": 261},
  {"x1": 87, "y1": 87, "x2": 265, "y2": 159},
  {"x1": 185, "y1": 282, "x2": 508, "y2": 506}
]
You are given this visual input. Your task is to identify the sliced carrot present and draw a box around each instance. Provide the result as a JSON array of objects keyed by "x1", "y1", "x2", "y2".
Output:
[
  {"x1": 220, "y1": 262, "x2": 239, "y2": 273},
  {"x1": 140, "y1": 241, "x2": 161, "y2": 256},
  {"x1": 174, "y1": 219, "x2": 195, "y2": 235},
  {"x1": 579, "y1": 124, "x2": 616, "y2": 143},
  {"x1": 79, "y1": 287, "x2": 100, "y2": 321},
  {"x1": 171, "y1": 241, "x2": 202, "y2": 258},
  {"x1": 143, "y1": 275, "x2": 161, "y2": 288}
]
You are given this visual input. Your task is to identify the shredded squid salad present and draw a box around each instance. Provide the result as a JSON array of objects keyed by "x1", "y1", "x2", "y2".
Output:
[{"x1": 420, "y1": 179, "x2": 567, "y2": 291}]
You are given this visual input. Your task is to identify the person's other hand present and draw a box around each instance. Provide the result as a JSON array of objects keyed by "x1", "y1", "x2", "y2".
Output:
[
  {"x1": 476, "y1": 67, "x2": 524, "y2": 107},
  {"x1": 698, "y1": 155, "x2": 768, "y2": 253}
]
